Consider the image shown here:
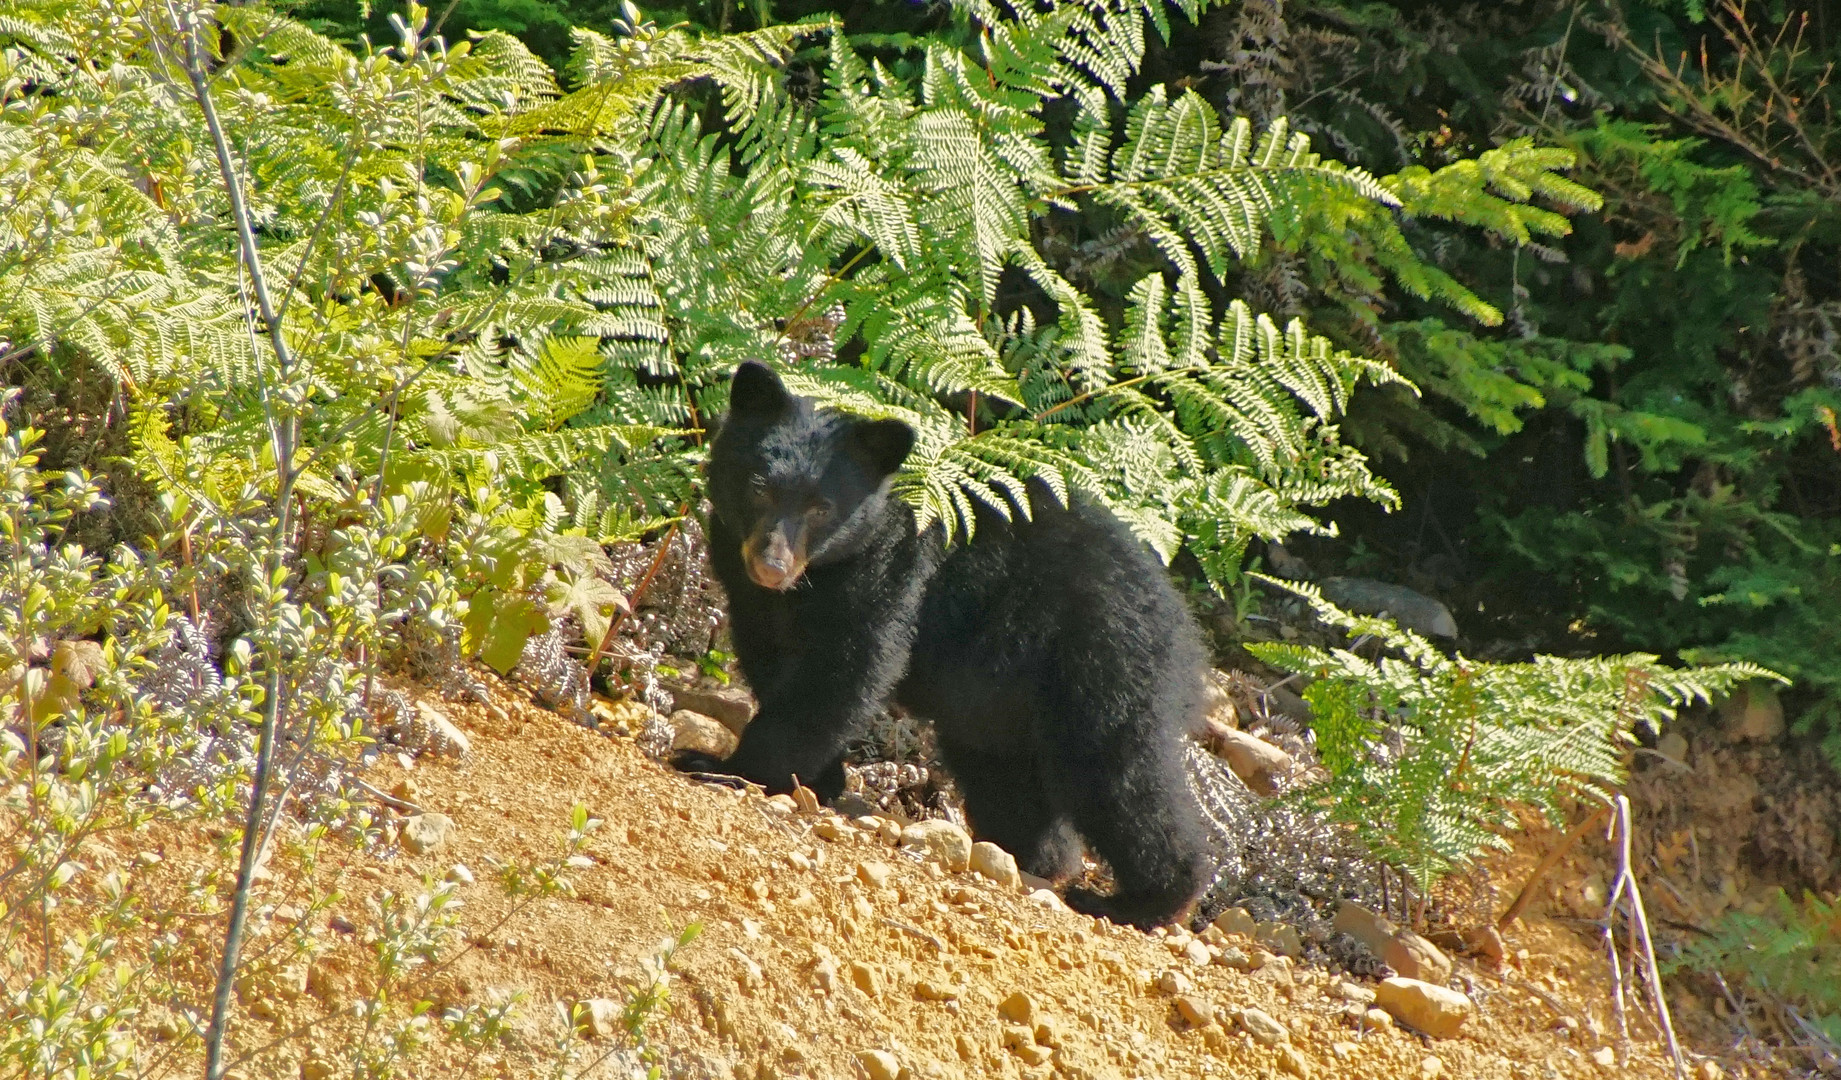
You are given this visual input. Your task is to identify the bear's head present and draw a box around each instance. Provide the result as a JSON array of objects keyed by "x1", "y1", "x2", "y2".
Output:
[{"x1": 707, "y1": 362, "x2": 914, "y2": 591}]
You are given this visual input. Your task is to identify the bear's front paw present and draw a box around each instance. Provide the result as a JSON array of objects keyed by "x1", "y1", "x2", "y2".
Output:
[{"x1": 669, "y1": 750, "x2": 748, "y2": 788}]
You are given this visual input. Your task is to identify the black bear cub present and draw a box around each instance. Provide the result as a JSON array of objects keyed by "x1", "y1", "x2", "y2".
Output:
[{"x1": 674, "y1": 362, "x2": 1213, "y2": 928}]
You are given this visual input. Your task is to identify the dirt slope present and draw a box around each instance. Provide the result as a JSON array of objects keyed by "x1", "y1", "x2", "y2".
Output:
[{"x1": 133, "y1": 675, "x2": 1781, "y2": 1080}]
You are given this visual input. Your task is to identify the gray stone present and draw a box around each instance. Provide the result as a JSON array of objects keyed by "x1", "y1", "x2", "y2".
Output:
[
  {"x1": 399, "y1": 813, "x2": 453, "y2": 855},
  {"x1": 1238, "y1": 1007, "x2": 1289, "y2": 1046},
  {"x1": 577, "y1": 997, "x2": 622, "y2": 1039},
  {"x1": 1320, "y1": 577, "x2": 1458, "y2": 639}
]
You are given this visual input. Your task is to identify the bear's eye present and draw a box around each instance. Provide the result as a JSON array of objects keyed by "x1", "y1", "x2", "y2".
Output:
[{"x1": 810, "y1": 500, "x2": 834, "y2": 521}]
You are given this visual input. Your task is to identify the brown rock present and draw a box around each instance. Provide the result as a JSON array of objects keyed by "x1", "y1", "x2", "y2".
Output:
[
  {"x1": 670, "y1": 710, "x2": 738, "y2": 758},
  {"x1": 1331, "y1": 901, "x2": 1451, "y2": 983},
  {"x1": 791, "y1": 783, "x2": 822, "y2": 815},
  {"x1": 1213, "y1": 907, "x2": 1258, "y2": 937},
  {"x1": 1720, "y1": 681, "x2": 1784, "y2": 743},
  {"x1": 849, "y1": 961, "x2": 881, "y2": 996},
  {"x1": 969, "y1": 841, "x2": 1021, "y2": 887},
  {"x1": 668, "y1": 683, "x2": 755, "y2": 735},
  {"x1": 856, "y1": 1049, "x2": 901, "y2": 1080},
  {"x1": 1374, "y1": 978, "x2": 1474, "y2": 1039},
  {"x1": 1155, "y1": 970, "x2": 1192, "y2": 996},
  {"x1": 576, "y1": 998, "x2": 622, "y2": 1039},
  {"x1": 1239, "y1": 1007, "x2": 1289, "y2": 1046},
  {"x1": 1277, "y1": 1046, "x2": 1312, "y2": 1079},
  {"x1": 1173, "y1": 995, "x2": 1214, "y2": 1027},
  {"x1": 857, "y1": 861, "x2": 892, "y2": 888},
  {"x1": 998, "y1": 991, "x2": 1039, "y2": 1026},
  {"x1": 1256, "y1": 921, "x2": 1303, "y2": 958},
  {"x1": 412, "y1": 701, "x2": 472, "y2": 758},
  {"x1": 1463, "y1": 924, "x2": 1506, "y2": 965},
  {"x1": 1211, "y1": 727, "x2": 1294, "y2": 795},
  {"x1": 916, "y1": 980, "x2": 959, "y2": 1002},
  {"x1": 1421, "y1": 1056, "x2": 1444, "y2": 1079},
  {"x1": 900, "y1": 820, "x2": 972, "y2": 871}
]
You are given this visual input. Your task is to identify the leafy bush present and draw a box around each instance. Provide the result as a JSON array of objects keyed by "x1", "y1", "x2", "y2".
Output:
[
  {"x1": 1666, "y1": 889, "x2": 1841, "y2": 1051},
  {"x1": 1250, "y1": 582, "x2": 1772, "y2": 890}
]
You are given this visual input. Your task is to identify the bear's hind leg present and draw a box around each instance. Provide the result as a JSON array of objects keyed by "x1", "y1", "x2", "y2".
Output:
[
  {"x1": 1044, "y1": 703, "x2": 1213, "y2": 929},
  {"x1": 939, "y1": 744, "x2": 1083, "y2": 883}
]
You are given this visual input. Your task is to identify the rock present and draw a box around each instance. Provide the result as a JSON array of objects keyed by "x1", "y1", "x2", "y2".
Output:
[
  {"x1": 856, "y1": 1049, "x2": 901, "y2": 1080},
  {"x1": 915, "y1": 980, "x2": 959, "y2": 1002},
  {"x1": 446, "y1": 863, "x2": 474, "y2": 884},
  {"x1": 1360, "y1": 1008, "x2": 1393, "y2": 1032},
  {"x1": 1255, "y1": 921, "x2": 1303, "y2": 958},
  {"x1": 670, "y1": 710, "x2": 738, "y2": 758},
  {"x1": 1213, "y1": 907, "x2": 1258, "y2": 937},
  {"x1": 1173, "y1": 995, "x2": 1214, "y2": 1027},
  {"x1": 1238, "y1": 1007, "x2": 1289, "y2": 1047},
  {"x1": 1592, "y1": 1047, "x2": 1617, "y2": 1068},
  {"x1": 1025, "y1": 888, "x2": 1065, "y2": 911},
  {"x1": 300, "y1": 1057, "x2": 334, "y2": 1080},
  {"x1": 969, "y1": 841, "x2": 1021, "y2": 887},
  {"x1": 1696, "y1": 1063, "x2": 1725, "y2": 1080},
  {"x1": 1331, "y1": 901, "x2": 1451, "y2": 984},
  {"x1": 399, "y1": 813, "x2": 453, "y2": 855},
  {"x1": 412, "y1": 701, "x2": 472, "y2": 758},
  {"x1": 998, "y1": 991, "x2": 1039, "y2": 1026},
  {"x1": 1184, "y1": 939, "x2": 1212, "y2": 967},
  {"x1": 1203, "y1": 670, "x2": 1240, "y2": 727},
  {"x1": 1334, "y1": 981, "x2": 1376, "y2": 1005},
  {"x1": 1720, "y1": 681, "x2": 1784, "y2": 743},
  {"x1": 1330, "y1": 1041, "x2": 1358, "y2": 1059},
  {"x1": 791, "y1": 784, "x2": 822, "y2": 815},
  {"x1": 1210, "y1": 728, "x2": 1294, "y2": 796},
  {"x1": 1214, "y1": 946, "x2": 1254, "y2": 972},
  {"x1": 849, "y1": 961, "x2": 881, "y2": 996},
  {"x1": 832, "y1": 792, "x2": 881, "y2": 818},
  {"x1": 1463, "y1": 924, "x2": 1505, "y2": 965},
  {"x1": 1421, "y1": 1056, "x2": 1444, "y2": 1079},
  {"x1": 1374, "y1": 978, "x2": 1474, "y2": 1039},
  {"x1": 814, "y1": 817, "x2": 846, "y2": 841},
  {"x1": 1155, "y1": 970, "x2": 1192, "y2": 996},
  {"x1": 1277, "y1": 1046, "x2": 1312, "y2": 1079},
  {"x1": 765, "y1": 793, "x2": 798, "y2": 814},
  {"x1": 1012, "y1": 1042, "x2": 1052, "y2": 1067},
  {"x1": 1655, "y1": 731, "x2": 1689, "y2": 763},
  {"x1": 1319, "y1": 577, "x2": 1458, "y2": 638},
  {"x1": 900, "y1": 820, "x2": 972, "y2": 871},
  {"x1": 668, "y1": 683, "x2": 755, "y2": 735},
  {"x1": 577, "y1": 998, "x2": 622, "y2": 1039},
  {"x1": 391, "y1": 777, "x2": 421, "y2": 802},
  {"x1": 857, "y1": 861, "x2": 893, "y2": 888}
]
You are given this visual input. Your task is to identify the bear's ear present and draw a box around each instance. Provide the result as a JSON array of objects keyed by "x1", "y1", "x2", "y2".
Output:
[
  {"x1": 729, "y1": 361, "x2": 792, "y2": 418},
  {"x1": 849, "y1": 418, "x2": 915, "y2": 477}
]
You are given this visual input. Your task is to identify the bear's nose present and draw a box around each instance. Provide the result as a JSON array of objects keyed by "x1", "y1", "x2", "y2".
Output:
[{"x1": 744, "y1": 533, "x2": 806, "y2": 590}]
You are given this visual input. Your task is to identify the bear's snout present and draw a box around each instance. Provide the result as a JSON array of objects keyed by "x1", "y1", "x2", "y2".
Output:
[{"x1": 743, "y1": 527, "x2": 808, "y2": 591}]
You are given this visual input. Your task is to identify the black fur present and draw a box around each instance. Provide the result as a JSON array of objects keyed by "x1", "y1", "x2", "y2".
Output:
[{"x1": 677, "y1": 362, "x2": 1213, "y2": 928}]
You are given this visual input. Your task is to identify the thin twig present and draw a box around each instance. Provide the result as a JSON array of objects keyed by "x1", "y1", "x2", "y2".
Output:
[{"x1": 1602, "y1": 794, "x2": 1688, "y2": 1079}]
